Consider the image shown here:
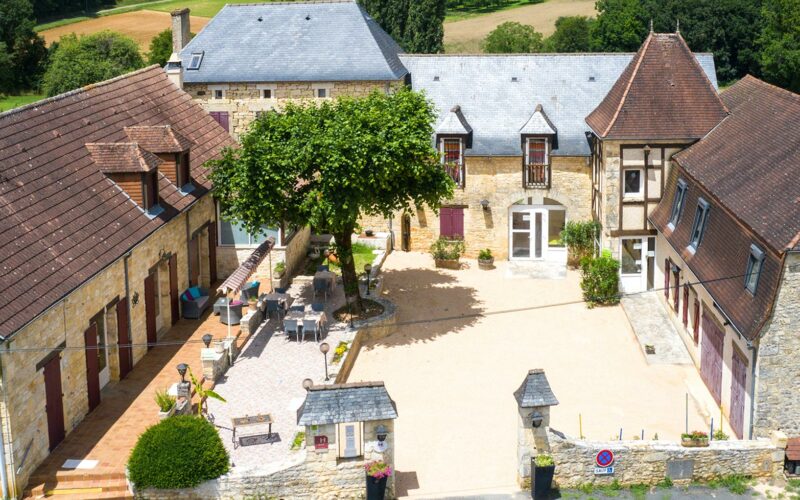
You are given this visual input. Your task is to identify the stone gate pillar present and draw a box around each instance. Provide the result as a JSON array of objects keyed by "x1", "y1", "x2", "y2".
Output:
[{"x1": 514, "y1": 369, "x2": 559, "y2": 487}]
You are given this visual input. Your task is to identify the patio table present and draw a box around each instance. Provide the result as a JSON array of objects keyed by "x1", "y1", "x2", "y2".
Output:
[
  {"x1": 231, "y1": 413, "x2": 274, "y2": 448},
  {"x1": 284, "y1": 310, "x2": 326, "y2": 342},
  {"x1": 313, "y1": 271, "x2": 336, "y2": 294}
]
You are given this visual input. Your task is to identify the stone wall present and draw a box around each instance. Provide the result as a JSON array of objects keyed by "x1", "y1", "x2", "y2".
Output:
[
  {"x1": 0, "y1": 195, "x2": 215, "y2": 495},
  {"x1": 362, "y1": 155, "x2": 592, "y2": 259},
  {"x1": 754, "y1": 252, "x2": 800, "y2": 438},
  {"x1": 336, "y1": 297, "x2": 397, "y2": 384},
  {"x1": 184, "y1": 80, "x2": 403, "y2": 139},
  {"x1": 547, "y1": 429, "x2": 784, "y2": 488}
]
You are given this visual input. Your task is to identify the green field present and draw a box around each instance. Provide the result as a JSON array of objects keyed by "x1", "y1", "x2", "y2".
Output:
[
  {"x1": 0, "y1": 95, "x2": 46, "y2": 113},
  {"x1": 445, "y1": 0, "x2": 544, "y2": 22}
]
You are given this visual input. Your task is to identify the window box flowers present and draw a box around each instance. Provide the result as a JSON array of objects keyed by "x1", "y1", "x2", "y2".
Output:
[{"x1": 681, "y1": 430, "x2": 709, "y2": 447}]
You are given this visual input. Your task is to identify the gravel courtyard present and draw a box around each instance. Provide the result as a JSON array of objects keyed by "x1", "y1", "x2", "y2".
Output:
[{"x1": 348, "y1": 252, "x2": 720, "y2": 498}]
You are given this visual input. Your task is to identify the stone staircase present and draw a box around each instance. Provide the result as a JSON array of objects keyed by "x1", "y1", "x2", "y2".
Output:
[{"x1": 23, "y1": 470, "x2": 131, "y2": 499}]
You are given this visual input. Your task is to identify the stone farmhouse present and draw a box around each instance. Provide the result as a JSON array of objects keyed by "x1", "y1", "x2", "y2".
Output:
[
  {"x1": 649, "y1": 76, "x2": 800, "y2": 441},
  {"x1": 0, "y1": 66, "x2": 235, "y2": 492}
]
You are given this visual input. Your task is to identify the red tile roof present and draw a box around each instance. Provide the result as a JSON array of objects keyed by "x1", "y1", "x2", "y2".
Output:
[
  {"x1": 86, "y1": 142, "x2": 162, "y2": 173},
  {"x1": 787, "y1": 437, "x2": 800, "y2": 461},
  {"x1": 0, "y1": 66, "x2": 237, "y2": 339},
  {"x1": 673, "y1": 76, "x2": 800, "y2": 254},
  {"x1": 124, "y1": 125, "x2": 194, "y2": 153},
  {"x1": 586, "y1": 32, "x2": 728, "y2": 140}
]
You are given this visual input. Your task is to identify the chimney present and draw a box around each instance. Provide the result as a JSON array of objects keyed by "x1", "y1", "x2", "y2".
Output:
[
  {"x1": 166, "y1": 52, "x2": 183, "y2": 89},
  {"x1": 171, "y1": 8, "x2": 190, "y2": 53}
]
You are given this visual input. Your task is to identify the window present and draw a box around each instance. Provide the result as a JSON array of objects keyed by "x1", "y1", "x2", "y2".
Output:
[
  {"x1": 142, "y1": 171, "x2": 159, "y2": 211},
  {"x1": 316, "y1": 88, "x2": 327, "y2": 98},
  {"x1": 526, "y1": 138, "x2": 548, "y2": 165},
  {"x1": 688, "y1": 198, "x2": 710, "y2": 250},
  {"x1": 668, "y1": 178, "x2": 688, "y2": 226},
  {"x1": 209, "y1": 111, "x2": 229, "y2": 132},
  {"x1": 620, "y1": 239, "x2": 643, "y2": 274},
  {"x1": 213, "y1": 89, "x2": 224, "y2": 100},
  {"x1": 187, "y1": 52, "x2": 203, "y2": 70},
  {"x1": 262, "y1": 88, "x2": 272, "y2": 99},
  {"x1": 176, "y1": 152, "x2": 191, "y2": 187},
  {"x1": 440, "y1": 138, "x2": 464, "y2": 186},
  {"x1": 439, "y1": 207, "x2": 464, "y2": 239},
  {"x1": 217, "y1": 203, "x2": 280, "y2": 246},
  {"x1": 623, "y1": 169, "x2": 643, "y2": 198},
  {"x1": 745, "y1": 244, "x2": 765, "y2": 294}
]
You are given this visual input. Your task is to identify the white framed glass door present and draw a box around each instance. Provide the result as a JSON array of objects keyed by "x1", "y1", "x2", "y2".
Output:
[
  {"x1": 619, "y1": 237, "x2": 650, "y2": 292},
  {"x1": 509, "y1": 207, "x2": 548, "y2": 260}
]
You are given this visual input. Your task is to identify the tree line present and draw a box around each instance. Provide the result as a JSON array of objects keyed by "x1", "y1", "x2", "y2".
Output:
[{"x1": 482, "y1": 0, "x2": 800, "y2": 91}]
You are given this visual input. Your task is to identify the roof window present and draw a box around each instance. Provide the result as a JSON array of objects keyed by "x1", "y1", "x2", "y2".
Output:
[
  {"x1": 511, "y1": 77, "x2": 519, "y2": 82},
  {"x1": 688, "y1": 198, "x2": 710, "y2": 251},
  {"x1": 744, "y1": 245, "x2": 765, "y2": 295},
  {"x1": 187, "y1": 52, "x2": 203, "y2": 70},
  {"x1": 433, "y1": 76, "x2": 440, "y2": 81}
]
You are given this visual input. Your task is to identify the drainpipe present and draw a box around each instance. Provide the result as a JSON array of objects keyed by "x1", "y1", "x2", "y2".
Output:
[
  {"x1": 185, "y1": 214, "x2": 191, "y2": 285},
  {"x1": 124, "y1": 252, "x2": 133, "y2": 355},
  {"x1": 0, "y1": 355, "x2": 10, "y2": 499}
]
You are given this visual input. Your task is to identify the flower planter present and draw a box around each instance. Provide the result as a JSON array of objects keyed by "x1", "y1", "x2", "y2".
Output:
[
  {"x1": 681, "y1": 437, "x2": 709, "y2": 447},
  {"x1": 435, "y1": 258, "x2": 460, "y2": 270},
  {"x1": 478, "y1": 257, "x2": 494, "y2": 270},
  {"x1": 157, "y1": 405, "x2": 175, "y2": 421},
  {"x1": 366, "y1": 475, "x2": 388, "y2": 500},
  {"x1": 532, "y1": 464, "x2": 555, "y2": 500}
]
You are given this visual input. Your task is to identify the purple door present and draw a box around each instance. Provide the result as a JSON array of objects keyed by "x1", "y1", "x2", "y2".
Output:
[
  {"x1": 43, "y1": 356, "x2": 65, "y2": 451},
  {"x1": 700, "y1": 314, "x2": 724, "y2": 405},
  {"x1": 440, "y1": 207, "x2": 464, "y2": 239},
  {"x1": 210, "y1": 111, "x2": 229, "y2": 132},
  {"x1": 730, "y1": 349, "x2": 747, "y2": 438},
  {"x1": 84, "y1": 323, "x2": 101, "y2": 411}
]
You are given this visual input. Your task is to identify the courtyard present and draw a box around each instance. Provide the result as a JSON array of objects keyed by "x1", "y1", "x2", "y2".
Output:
[{"x1": 348, "y1": 251, "x2": 724, "y2": 498}]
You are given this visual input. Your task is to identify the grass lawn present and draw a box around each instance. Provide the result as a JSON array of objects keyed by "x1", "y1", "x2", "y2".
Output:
[
  {"x1": 445, "y1": 0, "x2": 544, "y2": 22},
  {"x1": 303, "y1": 242, "x2": 376, "y2": 277},
  {"x1": 0, "y1": 94, "x2": 45, "y2": 113}
]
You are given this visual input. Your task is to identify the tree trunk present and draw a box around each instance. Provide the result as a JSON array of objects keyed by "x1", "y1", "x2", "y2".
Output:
[{"x1": 333, "y1": 229, "x2": 363, "y2": 314}]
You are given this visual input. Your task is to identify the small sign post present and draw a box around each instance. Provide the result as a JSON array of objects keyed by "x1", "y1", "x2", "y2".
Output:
[
  {"x1": 314, "y1": 435, "x2": 328, "y2": 451},
  {"x1": 594, "y1": 449, "x2": 615, "y2": 475}
]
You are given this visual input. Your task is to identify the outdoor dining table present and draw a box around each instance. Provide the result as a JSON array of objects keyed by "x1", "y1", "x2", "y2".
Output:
[
  {"x1": 231, "y1": 413, "x2": 274, "y2": 448},
  {"x1": 261, "y1": 292, "x2": 290, "y2": 305},
  {"x1": 284, "y1": 309, "x2": 326, "y2": 343}
]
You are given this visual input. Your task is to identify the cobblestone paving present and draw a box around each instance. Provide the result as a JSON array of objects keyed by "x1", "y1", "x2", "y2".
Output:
[
  {"x1": 621, "y1": 291, "x2": 692, "y2": 365},
  {"x1": 206, "y1": 278, "x2": 356, "y2": 470}
]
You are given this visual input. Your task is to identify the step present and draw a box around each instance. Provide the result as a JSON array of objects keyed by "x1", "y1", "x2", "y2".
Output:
[{"x1": 26, "y1": 478, "x2": 128, "y2": 497}]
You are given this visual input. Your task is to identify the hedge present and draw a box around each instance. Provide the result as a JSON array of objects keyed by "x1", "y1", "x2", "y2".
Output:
[
  {"x1": 128, "y1": 415, "x2": 229, "y2": 490},
  {"x1": 579, "y1": 250, "x2": 620, "y2": 307}
]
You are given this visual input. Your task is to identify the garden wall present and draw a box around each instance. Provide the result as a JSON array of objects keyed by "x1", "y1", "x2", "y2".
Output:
[
  {"x1": 335, "y1": 296, "x2": 397, "y2": 384},
  {"x1": 547, "y1": 428, "x2": 786, "y2": 488}
]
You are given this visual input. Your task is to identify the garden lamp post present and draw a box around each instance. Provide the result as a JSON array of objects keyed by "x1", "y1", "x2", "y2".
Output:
[
  {"x1": 364, "y1": 263, "x2": 372, "y2": 296},
  {"x1": 176, "y1": 363, "x2": 187, "y2": 383},
  {"x1": 320, "y1": 342, "x2": 330, "y2": 381},
  {"x1": 202, "y1": 334, "x2": 213, "y2": 348},
  {"x1": 302, "y1": 378, "x2": 314, "y2": 391}
]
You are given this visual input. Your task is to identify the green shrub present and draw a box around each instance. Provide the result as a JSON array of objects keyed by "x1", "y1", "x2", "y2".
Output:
[
  {"x1": 712, "y1": 429, "x2": 729, "y2": 441},
  {"x1": 332, "y1": 341, "x2": 349, "y2": 363},
  {"x1": 561, "y1": 220, "x2": 600, "y2": 265},
  {"x1": 579, "y1": 249, "x2": 620, "y2": 306},
  {"x1": 534, "y1": 454, "x2": 554, "y2": 467},
  {"x1": 274, "y1": 261, "x2": 286, "y2": 275},
  {"x1": 154, "y1": 389, "x2": 175, "y2": 412},
  {"x1": 430, "y1": 237, "x2": 465, "y2": 261},
  {"x1": 128, "y1": 415, "x2": 229, "y2": 489},
  {"x1": 478, "y1": 248, "x2": 493, "y2": 260}
]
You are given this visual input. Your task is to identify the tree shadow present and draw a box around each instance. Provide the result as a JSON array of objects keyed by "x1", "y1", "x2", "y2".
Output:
[{"x1": 360, "y1": 265, "x2": 484, "y2": 349}]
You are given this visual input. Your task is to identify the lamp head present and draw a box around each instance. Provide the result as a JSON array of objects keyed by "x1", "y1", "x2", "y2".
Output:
[
  {"x1": 320, "y1": 342, "x2": 330, "y2": 354},
  {"x1": 302, "y1": 378, "x2": 314, "y2": 391},
  {"x1": 176, "y1": 363, "x2": 188, "y2": 382},
  {"x1": 202, "y1": 334, "x2": 213, "y2": 348}
]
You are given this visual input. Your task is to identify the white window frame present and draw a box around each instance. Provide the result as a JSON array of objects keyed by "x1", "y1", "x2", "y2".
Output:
[
  {"x1": 622, "y1": 168, "x2": 645, "y2": 199},
  {"x1": 668, "y1": 178, "x2": 688, "y2": 228},
  {"x1": 313, "y1": 83, "x2": 334, "y2": 99},
  {"x1": 187, "y1": 52, "x2": 204, "y2": 70},
  {"x1": 216, "y1": 203, "x2": 283, "y2": 248},
  {"x1": 524, "y1": 137, "x2": 549, "y2": 165},
  {"x1": 688, "y1": 198, "x2": 710, "y2": 251},
  {"x1": 744, "y1": 244, "x2": 765, "y2": 295},
  {"x1": 257, "y1": 83, "x2": 276, "y2": 100},
  {"x1": 209, "y1": 84, "x2": 229, "y2": 100},
  {"x1": 439, "y1": 137, "x2": 463, "y2": 165}
]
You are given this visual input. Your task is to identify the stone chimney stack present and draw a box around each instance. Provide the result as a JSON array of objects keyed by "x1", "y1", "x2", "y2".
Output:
[{"x1": 171, "y1": 8, "x2": 190, "y2": 53}]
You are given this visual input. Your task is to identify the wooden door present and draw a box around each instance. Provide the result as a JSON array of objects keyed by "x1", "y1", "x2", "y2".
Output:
[
  {"x1": 730, "y1": 348, "x2": 748, "y2": 438},
  {"x1": 692, "y1": 299, "x2": 701, "y2": 344},
  {"x1": 672, "y1": 269, "x2": 680, "y2": 313},
  {"x1": 208, "y1": 224, "x2": 218, "y2": 284},
  {"x1": 439, "y1": 208, "x2": 464, "y2": 239},
  {"x1": 84, "y1": 323, "x2": 101, "y2": 411},
  {"x1": 169, "y1": 254, "x2": 179, "y2": 325},
  {"x1": 401, "y1": 214, "x2": 411, "y2": 251},
  {"x1": 188, "y1": 235, "x2": 200, "y2": 286},
  {"x1": 43, "y1": 356, "x2": 65, "y2": 451},
  {"x1": 664, "y1": 259, "x2": 670, "y2": 300},
  {"x1": 117, "y1": 297, "x2": 132, "y2": 379},
  {"x1": 682, "y1": 286, "x2": 689, "y2": 327},
  {"x1": 700, "y1": 313, "x2": 724, "y2": 405},
  {"x1": 144, "y1": 273, "x2": 157, "y2": 349}
]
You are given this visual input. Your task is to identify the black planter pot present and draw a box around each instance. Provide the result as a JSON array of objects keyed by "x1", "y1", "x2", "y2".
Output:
[
  {"x1": 531, "y1": 463, "x2": 555, "y2": 499},
  {"x1": 366, "y1": 475, "x2": 388, "y2": 500}
]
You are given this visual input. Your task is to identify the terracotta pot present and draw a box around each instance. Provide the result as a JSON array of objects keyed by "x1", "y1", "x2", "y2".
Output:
[{"x1": 435, "y1": 259, "x2": 460, "y2": 270}]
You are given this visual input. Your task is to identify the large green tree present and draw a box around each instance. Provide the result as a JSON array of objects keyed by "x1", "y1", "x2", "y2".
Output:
[
  {"x1": 482, "y1": 22, "x2": 544, "y2": 53},
  {"x1": 758, "y1": 0, "x2": 800, "y2": 92},
  {"x1": 0, "y1": 0, "x2": 47, "y2": 94},
  {"x1": 404, "y1": 0, "x2": 446, "y2": 53},
  {"x1": 590, "y1": 0, "x2": 648, "y2": 52},
  {"x1": 545, "y1": 16, "x2": 594, "y2": 52},
  {"x1": 42, "y1": 31, "x2": 144, "y2": 96},
  {"x1": 147, "y1": 28, "x2": 195, "y2": 67},
  {"x1": 209, "y1": 89, "x2": 454, "y2": 311}
]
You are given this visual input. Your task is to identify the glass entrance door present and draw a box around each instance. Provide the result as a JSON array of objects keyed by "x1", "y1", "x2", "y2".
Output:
[{"x1": 510, "y1": 208, "x2": 548, "y2": 260}]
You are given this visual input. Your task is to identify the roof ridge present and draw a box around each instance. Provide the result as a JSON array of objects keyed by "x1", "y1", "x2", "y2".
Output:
[
  {"x1": 601, "y1": 33, "x2": 652, "y2": 137},
  {"x1": 0, "y1": 65, "x2": 162, "y2": 122},
  {"x1": 400, "y1": 52, "x2": 639, "y2": 57}
]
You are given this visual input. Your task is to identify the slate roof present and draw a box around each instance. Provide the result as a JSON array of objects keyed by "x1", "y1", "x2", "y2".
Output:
[
  {"x1": 672, "y1": 76, "x2": 800, "y2": 254},
  {"x1": 124, "y1": 125, "x2": 194, "y2": 153},
  {"x1": 86, "y1": 143, "x2": 162, "y2": 173},
  {"x1": 514, "y1": 369, "x2": 559, "y2": 408},
  {"x1": 586, "y1": 33, "x2": 728, "y2": 140},
  {"x1": 180, "y1": 0, "x2": 407, "y2": 84},
  {"x1": 520, "y1": 104, "x2": 557, "y2": 136},
  {"x1": 0, "y1": 65, "x2": 236, "y2": 339},
  {"x1": 401, "y1": 52, "x2": 717, "y2": 157},
  {"x1": 297, "y1": 382, "x2": 398, "y2": 425},
  {"x1": 435, "y1": 105, "x2": 472, "y2": 135}
]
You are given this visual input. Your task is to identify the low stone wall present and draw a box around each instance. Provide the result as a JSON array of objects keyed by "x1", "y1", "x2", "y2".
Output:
[
  {"x1": 548, "y1": 428, "x2": 785, "y2": 488},
  {"x1": 335, "y1": 296, "x2": 397, "y2": 384}
]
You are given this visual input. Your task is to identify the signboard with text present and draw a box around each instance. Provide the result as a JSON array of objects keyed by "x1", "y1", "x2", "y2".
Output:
[
  {"x1": 314, "y1": 435, "x2": 329, "y2": 450},
  {"x1": 594, "y1": 449, "x2": 615, "y2": 475}
]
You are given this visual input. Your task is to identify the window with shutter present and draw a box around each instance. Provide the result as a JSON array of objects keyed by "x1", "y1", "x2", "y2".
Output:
[{"x1": 210, "y1": 111, "x2": 230, "y2": 132}]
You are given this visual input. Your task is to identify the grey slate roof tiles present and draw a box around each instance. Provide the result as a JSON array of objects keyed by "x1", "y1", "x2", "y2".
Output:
[
  {"x1": 514, "y1": 369, "x2": 559, "y2": 408},
  {"x1": 180, "y1": 0, "x2": 407, "y2": 84},
  {"x1": 401, "y1": 53, "x2": 718, "y2": 157},
  {"x1": 297, "y1": 382, "x2": 398, "y2": 425}
]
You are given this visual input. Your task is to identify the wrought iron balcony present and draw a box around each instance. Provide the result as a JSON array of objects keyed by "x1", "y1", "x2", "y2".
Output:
[
  {"x1": 444, "y1": 162, "x2": 465, "y2": 188},
  {"x1": 523, "y1": 163, "x2": 550, "y2": 189}
]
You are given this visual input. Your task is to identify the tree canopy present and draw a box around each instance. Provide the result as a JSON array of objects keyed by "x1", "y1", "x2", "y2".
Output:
[
  {"x1": 482, "y1": 22, "x2": 544, "y2": 53},
  {"x1": 590, "y1": 0, "x2": 648, "y2": 52},
  {"x1": 147, "y1": 28, "x2": 195, "y2": 67},
  {"x1": 0, "y1": 0, "x2": 47, "y2": 94},
  {"x1": 545, "y1": 16, "x2": 594, "y2": 52},
  {"x1": 360, "y1": 0, "x2": 445, "y2": 53},
  {"x1": 758, "y1": 0, "x2": 800, "y2": 92},
  {"x1": 209, "y1": 89, "x2": 454, "y2": 309},
  {"x1": 42, "y1": 30, "x2": 145, "y2": 96}
]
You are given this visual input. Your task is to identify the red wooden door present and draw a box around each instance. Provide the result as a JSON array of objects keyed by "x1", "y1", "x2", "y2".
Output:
[
  {"x1": 672, "y1": 269, "x2": 680, "y2": 313},
  {"x1": 682, "y1": 286, "x2": 689, "y2": 327},
  {"x1": 84, "y1": 323, "x2": 101, "y2": 411},
  {"x1": 169, "y1": 254, "x2": 179, "y2": 325},
  {"x1": 117, "y1": 297, "x2": 132, "y2": 379},
  {"x1": 189, "y1": 235, "x2": 200, "y2": 286},
  {"x1": 730, "y1": 348, "x2": 748, "y2": 439},
  {"x1": 692, "y1": 299, "x2": 701, "y2": 344},
  {"x1": 43, "y1": 356, "x2": 65, "y2": 451},
  {"x1": 208, "y1": 224, "x2": 218, "y2": 284},
  {"x1": 144, "y1": 273, "x2": 157, "y2": 349},
  {"x1": 439, "y1": 208, "x2": 464, "y2": 239},
  {"x1": 664, "y1": 259, "x2": 670, "y2": 300},
  {"x1": 700, "y1": 314, "x2": 724, "y2": 405}
]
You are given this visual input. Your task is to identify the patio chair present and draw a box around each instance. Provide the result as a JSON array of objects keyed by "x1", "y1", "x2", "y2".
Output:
[
  {"x1": 239, "y1": 281, "x2": 260, "y2": 302},
  {"x1": 311, "y1": 303, "x2": 325, "y2": 312},
  {"x1": 220, "y1": 301, "x2": 244, "y2": 325},
  {"x1": 317, "y1": 265, "x2": 329, "y2": 272},
  {"x1": 266, "y1": 300, "x2": 284, "y2": 320},
  {"x1": 313, "y1": 279, "x2": 328, "y2": 301},
  {"x1": 289, "y1": 304, "x2": 305, "y2": 312},
  {"x1": 275, "y1": 287, "x2": 287, "y2": 294},
  {"x1": 181, "y1": 287, "x2": 210, "y2": 319},
  {"x1": 284, "y1": 318, "x2": 301, "y2": 341},
  {"x1": 302, "y1": 318, "x2": 321, "y2": 342}
]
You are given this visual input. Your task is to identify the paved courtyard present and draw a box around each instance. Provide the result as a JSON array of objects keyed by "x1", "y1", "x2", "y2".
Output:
[{"x1": 348, "y1": 252, "x2": 724, "y2": 498}]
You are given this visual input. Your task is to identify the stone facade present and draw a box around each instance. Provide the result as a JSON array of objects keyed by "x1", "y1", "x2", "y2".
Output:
[
  {"x1": 361, "y1": 155, "x2": 592, "y2": 259},
  {"x1": 184, "y1": 80, "x2": 403, "y2": 140},
  {"x1": 754, "y1": 252, "x2": 800, "y2": 438},
  {"x1": 0, "y1": 195, "x2": 216, "y2": 494}
]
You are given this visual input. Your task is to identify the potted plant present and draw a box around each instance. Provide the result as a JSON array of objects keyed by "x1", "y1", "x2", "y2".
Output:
[
  {"x1": 430, "y1": 237, "x2": 465, "y2": 269},
  {"x1": 155, "y1": 389, "x2": 176, "y2": 420},
  {"x1": 531, "y1": 454, "x2": 555, "y2": 499},
  {"x1": 365, "y1": 460, "x2": 392, "y2": 500},
  {"x1": 681, "y1": 430, "x2": 709, "y2": 447},
  {"x1": 365, "y1": 229, "x2": 375, "y2": 237},
  {"x1": 478, "y1": 248, "x2": 494, "y2": 269},
  {"x1": 274, "y1": 261, "x2": 286, "y2": 278},
  {"x1": 247, "y1": 296, "x2": 258, "y2": 312}
]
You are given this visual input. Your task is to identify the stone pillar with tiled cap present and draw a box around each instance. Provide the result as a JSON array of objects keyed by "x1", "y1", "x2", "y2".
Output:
[
  {"x1": 515, "y1": 369, "x2": 559, "y2": 486},
  {"x1": 166, "y1": 9, "x2": 190, "y2": 89}
]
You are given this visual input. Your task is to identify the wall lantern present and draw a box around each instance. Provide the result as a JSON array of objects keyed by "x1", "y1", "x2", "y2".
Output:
[
  {"x1": 132, "y1": 291, "x2": 140, "y2": 306},
  {"x1": 374, "y1": 424, "x2": 389, "y2": 452},
  {"x1": 176, "y1": 363, "x2": 188, "y2": 383},
  {"x1": 480, "y1": 199, "x2": 490, "y2": 210},
  {"x1": 202, "y1": 334, "x2": 213, "y2": 348},
  {"x1": 530, "y1": 411, "x2": 544, "y2": 428}
]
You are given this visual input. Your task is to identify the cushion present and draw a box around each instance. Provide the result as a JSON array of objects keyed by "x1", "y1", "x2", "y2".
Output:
[
  {"x1": 188, "y1": 286, "x2": 202, "y2": 299},
  {"x1": 230, "y1": 300, "x2": 243, "y2": 307},
  {"x1": 180, "y1": 290, "x2": 193, "y2": 302}
]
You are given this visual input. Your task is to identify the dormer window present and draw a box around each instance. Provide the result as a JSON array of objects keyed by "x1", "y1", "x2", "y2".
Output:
[
  {"x1": 175, "y1": 152, "x2": 192, "y2": 190},
  {"x1": 688, "y1": 198, "x2": 710, "y2": 250},
  {"x1": 525, "y1": 138, "x2": 548, "y2": 165},
  {"x1": 668, "y1": 178, "x2": 688, "y2": 227},
  {"x1": 523, "y1": 137, "x2": 550, "y2": 188},
  {"x1": 440, "y1": 138, "x2": 464, "y2": 187},
  {"x1": 142, "y1": 171, "x2": 160, "y2": 212},
  {"x1": 187, "y1": 52, "x2": 203, "y2": 70},
  {"x1": 744, "y1": 244, "x2": 765, "y2": 294},
  {"x1": 123, "y1": 125, "x2": 194, "y2": 194}
]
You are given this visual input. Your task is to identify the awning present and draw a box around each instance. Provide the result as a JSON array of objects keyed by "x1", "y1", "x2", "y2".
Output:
[
  {"x1": 217, "y1": 236, "x2": 276, "y2": 294},
  {"x1": 787, "y1": 438, "x2": 800, "y2": 461}
]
